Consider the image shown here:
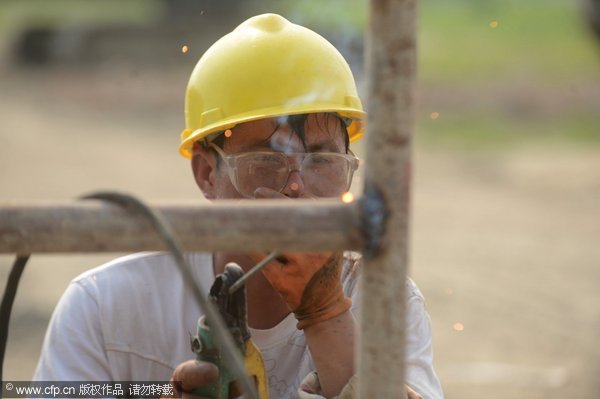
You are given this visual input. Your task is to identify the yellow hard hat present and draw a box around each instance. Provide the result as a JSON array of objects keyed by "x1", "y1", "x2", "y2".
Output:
[{"x1": 179, "y1": 13, "x2": 365, "y2": 158}]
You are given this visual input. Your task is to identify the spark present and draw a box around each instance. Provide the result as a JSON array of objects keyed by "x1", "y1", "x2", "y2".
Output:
[
  {"x1": 181, "y1": 45, "x2": 189, "y2": 54},
  {"x1": 430, "y1": 112, "x2": 440, "y2": 120},
  {"x1": 290, "y1": 182, "x2": 299, "y2": 191},
  {"x1": 341, "y1": 192, "x2": 354, "y2": 203},
  {"x1": 489, "y1": 20, "x2": 499, "y2": 29},
  {"x1": 453, "y1": 322, "x2": 465, "y2": 331},
  {"x1": 224, "y1": 129, "x2": 233, "y2": 138}
]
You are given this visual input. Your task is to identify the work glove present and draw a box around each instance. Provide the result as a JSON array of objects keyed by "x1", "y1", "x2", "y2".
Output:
[
  {"x1": 255, "y1": 251, "x2": 351, "y2": 329},
  {"x1": 253, "y1": 187, "x2": 351, "y2": 329}
]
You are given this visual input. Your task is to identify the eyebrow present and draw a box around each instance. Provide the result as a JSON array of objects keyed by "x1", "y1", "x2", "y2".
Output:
[
  {"x1": 236, "y1": 140, "x2": 343, "y2": 152},
  {"x1": 252, "y1": 129, "x2": 280, "y2": 149},
  {"x1": 307, "y1": 141, "x2": 342, "y2": 152},
  {"x1": 246, "y1": 141, "x2": 341, "y2": 153},
  {"x1": 238, "y1": 132, "x2": 342, "y2": 153}
]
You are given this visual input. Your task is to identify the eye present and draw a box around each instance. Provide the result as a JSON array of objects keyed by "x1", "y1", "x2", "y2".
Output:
[
  {"x1": 310, "y1": 154, "x2": 336, "y2": 164},
  {"x1": 253, "y1": 153, "x2": 286, "y2": 164}
]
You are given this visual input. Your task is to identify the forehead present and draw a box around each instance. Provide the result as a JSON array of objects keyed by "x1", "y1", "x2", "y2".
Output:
[{"x1": 222, "y1": 113, "x2": 346, "y2": 152}]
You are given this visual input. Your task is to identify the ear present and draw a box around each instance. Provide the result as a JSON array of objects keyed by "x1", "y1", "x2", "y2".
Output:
[{"x1": 191, "y1": 142, "x2": 218, "y2": 199}]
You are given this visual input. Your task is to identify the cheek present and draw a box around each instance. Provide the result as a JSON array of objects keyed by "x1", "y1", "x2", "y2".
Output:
[{"x1": 213, "y1": 170, "x2": 243, "y2": 199}]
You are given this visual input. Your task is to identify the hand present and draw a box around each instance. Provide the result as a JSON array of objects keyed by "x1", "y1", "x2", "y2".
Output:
[
  {"x1": 406, "y1": 384, "x2": 423, "y2": 399},
  {"x1": 250, "y1": 186, "x2": 352, "y2": 329},
  {"x1": 167, "y1": 360, "x2": 219, "y2": 399},
  {"x1": 252, "y1": 187, "x2": 351, "y2": 329}
]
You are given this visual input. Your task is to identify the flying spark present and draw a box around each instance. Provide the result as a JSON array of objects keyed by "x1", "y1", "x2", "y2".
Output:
[
  {"x1": 341, "y1": 192, "x2": 354, "y2": 203},
  {"x1": 453, "y1": 322, "x2": 465, "y2": 331},
  {"x1": 224, "y1": 129, "x2": 233, "y2": 138},
  {"x1": 181, "y1": 45, "x2": 189, "y2": 54},
  {"x1": 290, "y1": 182, "x2": 299, "y2": 191},
  {"x1": 489, "y1": 20, "x2": 499, "y2": 29},
  {"x1": 430, "y1": 112, "x2": 440, "y2": 120}
]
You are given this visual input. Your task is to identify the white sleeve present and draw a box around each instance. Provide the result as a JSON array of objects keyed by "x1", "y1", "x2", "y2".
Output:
[
  {"x1": 343, "y1": 255, "x2": 444, "y2": 398},
  {"x1": 405, "y1": 280, "x2": 444, "y2": 399},
  {"x1": 33, "y1": 281, "x2": 112, "y2": 380}
]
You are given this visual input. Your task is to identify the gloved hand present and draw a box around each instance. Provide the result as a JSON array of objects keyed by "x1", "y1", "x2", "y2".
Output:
[
  {"x1": 252, "y1": 187, "x2": 351, "y2": 329},
  {"x1": 262, "y1": 251, "x2": 351, "y2": 329}
]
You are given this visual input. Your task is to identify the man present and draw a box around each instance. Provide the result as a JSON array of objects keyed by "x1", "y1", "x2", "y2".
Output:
[{"x1": 34, "y1": 14, "x2": 443, "y2": 399}]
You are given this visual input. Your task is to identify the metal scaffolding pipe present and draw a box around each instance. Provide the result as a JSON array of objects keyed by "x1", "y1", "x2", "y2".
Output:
[
  {"x1": 0, "y1": 200, "x2": 362, "y2": 254},
  {"x1": 0, "y1": 2, "x2": 419, "y2": 396},
  {"x1": 359, "y1": 0, "x2": 417, "y2": 397}
]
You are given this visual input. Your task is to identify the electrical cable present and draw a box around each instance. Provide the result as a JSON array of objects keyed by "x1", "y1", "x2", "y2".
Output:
[
  {"x1": 0, "y1": 255, "x2": 30, "y2": 385},
  {"x1": 82, "y1": 192, "x2": 258, "y2": 399},
  {"x1": 0, "y1": 192, "x2": 261, "y2": 398}
]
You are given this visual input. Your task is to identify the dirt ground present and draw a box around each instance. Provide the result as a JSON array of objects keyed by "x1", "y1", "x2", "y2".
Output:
[{"x1": 1, "y1": 65, "x2": 599, "y2": 399}]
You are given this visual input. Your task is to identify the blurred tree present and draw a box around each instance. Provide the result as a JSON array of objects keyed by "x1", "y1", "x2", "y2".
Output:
[
  {"x1": 587, "y1": 0, "x2": 600, "y2": 41},
  {"x1": 9, "y1": 0, "x2": 265, "y2": 67}
]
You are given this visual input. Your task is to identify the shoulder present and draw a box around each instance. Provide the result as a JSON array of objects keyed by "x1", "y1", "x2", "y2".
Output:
[
  {"x1": 72, "y1": 252, "x2": 212, "y2": 297},
  {"x1": 65, "y1": 252, "x2": 214, "y2": 373},
  {"x1": 340, "y1": 252, "x2": 425, "y2": 300},
  {"x1": 406, "y1": 277, "x2": 425, "y2": 301},
  {"x1": 66, "y1": 251, "x2": 215, "y2": 346},
  {"x1": 36, "y1": 252, "x2": 214, "y2": 380},
  {"x1": 73, "y1": 251, "x2": 199, "y2": 281}
]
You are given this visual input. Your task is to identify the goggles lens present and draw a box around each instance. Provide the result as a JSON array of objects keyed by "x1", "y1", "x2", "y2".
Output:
[{"x1": 211, "y1": 144, "x2": 358, "y2": 198}]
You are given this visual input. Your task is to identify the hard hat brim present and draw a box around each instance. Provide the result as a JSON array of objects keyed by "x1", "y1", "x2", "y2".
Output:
[{"x1": 180, "y1": 108, "x2": 365, "y2": 159}]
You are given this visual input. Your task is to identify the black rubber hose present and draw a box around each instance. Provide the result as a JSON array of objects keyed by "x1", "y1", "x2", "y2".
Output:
[
  {"x1": 81, "y1": 192, "x2": 257, "y2": 399},
  {"x1": 0, "y1": 192, "x2": 258, "y2": 399},
  {"x1": 0, "y1": 255, "x2": 30, "y2": 384}
]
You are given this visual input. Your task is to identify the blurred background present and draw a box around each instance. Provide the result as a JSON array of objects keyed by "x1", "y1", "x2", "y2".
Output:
[{"x1": 1, "y1": 0, "x2": 599, "y2": 398}]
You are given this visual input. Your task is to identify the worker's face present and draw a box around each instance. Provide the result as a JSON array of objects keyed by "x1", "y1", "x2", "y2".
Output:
[{"x1": 192, "y1": 113, "x2": 352, "y2": 200}]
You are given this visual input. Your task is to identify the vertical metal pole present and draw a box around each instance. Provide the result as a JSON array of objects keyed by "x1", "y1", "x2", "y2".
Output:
[{"x1": 359, "y1": 0, "x2": 417, "y2": 397}]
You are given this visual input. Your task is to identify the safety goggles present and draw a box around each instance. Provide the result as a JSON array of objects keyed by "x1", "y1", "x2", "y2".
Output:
[{"x1": 209, "y1": 143, "x2": 359, "y2": 198}]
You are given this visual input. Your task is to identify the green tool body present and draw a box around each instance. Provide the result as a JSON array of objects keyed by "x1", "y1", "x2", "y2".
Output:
[
  {"x1": 192, "y1": 316, "x2": 243, "y2": 398},
  {"x1": 190, "y1": 264, "x2": 257, "y2": 399}
]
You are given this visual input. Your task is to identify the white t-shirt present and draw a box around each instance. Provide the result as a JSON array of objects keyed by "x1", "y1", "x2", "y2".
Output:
[{"x1": 34, "y1": 252, "x2": 443, "y2": 399}]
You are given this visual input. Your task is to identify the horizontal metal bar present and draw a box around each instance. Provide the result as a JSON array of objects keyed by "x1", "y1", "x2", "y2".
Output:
[{"x1": 0, "y1": 199, "x2": 363, "y2": 254}]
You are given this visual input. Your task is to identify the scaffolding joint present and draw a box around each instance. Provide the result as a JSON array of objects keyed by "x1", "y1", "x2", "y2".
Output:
[{"x1": 360, "y1": 181, "x2": 388, "y2": 259}]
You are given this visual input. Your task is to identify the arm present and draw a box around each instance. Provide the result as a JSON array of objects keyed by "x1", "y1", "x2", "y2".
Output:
[
  {"x1": 303, "y1": 309, "x2": 356, "y2": 398},
  {"x1": 36, "y1": 277, "x2": 224, "y2": 399},
  {"x1": 258, "y1": 252, "x2": 353, "y2": 398},
  {"x1": 296, "y1": 267, "x2": 438, "y2": 399}
]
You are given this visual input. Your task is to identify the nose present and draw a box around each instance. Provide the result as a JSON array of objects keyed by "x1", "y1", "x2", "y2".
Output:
[{"x1": 280, "y1": 168, "x2": 306, "y2": 198}]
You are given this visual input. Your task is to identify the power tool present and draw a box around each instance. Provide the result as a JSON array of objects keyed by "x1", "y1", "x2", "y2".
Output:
[{"x1": 191, "y1": 263, "x2": 269, "y2": 399}]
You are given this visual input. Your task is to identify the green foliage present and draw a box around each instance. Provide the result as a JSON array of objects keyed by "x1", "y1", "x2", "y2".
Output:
[
  {"x1": 271, "y1": 0, "x2": 367, "y2": 34},
  {"x1": 1, "y1": 0, "x2": 597, "y2": 149},
  {"x1": 419, "y1": 0, "x2": 600, "y2": 85},
  {"x1": 416, "y1": 1, "x2": 600, "y2": 149},
  {"x1": 0, "y1": 0, "x2": 163, "y2": 34},
  {"x1": 277, "y1": 0, "x2": 600, "y2": 85},
  {"x1": 416, "y1": 109, "x2": 600, "y2": 151}
]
